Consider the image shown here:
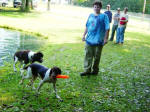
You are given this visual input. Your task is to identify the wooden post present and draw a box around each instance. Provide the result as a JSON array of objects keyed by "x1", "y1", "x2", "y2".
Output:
[{"x1": 143, "y1": 0, "x2": 146, "y2": 14}]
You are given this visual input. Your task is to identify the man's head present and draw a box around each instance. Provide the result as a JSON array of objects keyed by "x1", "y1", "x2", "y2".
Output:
[
  {"x1": 106, "y1": 4, "x2": 110, "y2": 11},
  {"x1": 124, "y1": 7, "x2": 128, "y2": 14},
  {"x1": 93, "y1": 1, "x2": 102, "y2": 14},
  {"x1": 117, "y1": 8, "x2": 120, "y2": 14}
]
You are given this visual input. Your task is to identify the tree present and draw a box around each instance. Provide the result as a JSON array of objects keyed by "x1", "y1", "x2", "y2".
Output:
[
  {"x1": 143, "y1": 0, "x2": 146, "y2": 14},
  {"x1": 47, "y1": 0, "x2": 51, "y2": 11},
  {"x1": 25, "y1": 0, "x2": 30, "y2": 11},
  {"x1": 21, "y1": 0, "x2": 26, "y2": 11},
  {"x1": 31, "y1": 0, "x2": 34, "y2": 10},
  {"x1": 21, "y1": 0, "x2": 30, "y2": 12},
  {"x1": 68, "y1": 0, "x2": 72, "y2": 4}
]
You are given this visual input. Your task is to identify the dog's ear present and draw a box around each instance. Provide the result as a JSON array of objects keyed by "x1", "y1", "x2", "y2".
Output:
[
  {"x1": 50, "y1": 67, "x2": 61, "y2": 76},
  {"x1": 36, "y1": 52, "x2": 43, "y2": 57}
]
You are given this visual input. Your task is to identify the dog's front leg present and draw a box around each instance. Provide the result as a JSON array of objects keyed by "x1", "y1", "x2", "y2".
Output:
[
  {"x1": 13, "y1": 57, "x2": 18, "y2": 72},
  {"x1": 30, "y1": 77, "x2": 37, "y2": 90},
  {"x1": 53, "y1": 83, "x2": 62, "y2": 100},
  {"x1": 20, "y1": 67, "x2": 32, "y2": 85},
  {"x1": 37, "y1": 80, "x2": 44, "y2": 93},
  {"x1": 20, "y1": 64, "x2": 25, "y2": 76}
]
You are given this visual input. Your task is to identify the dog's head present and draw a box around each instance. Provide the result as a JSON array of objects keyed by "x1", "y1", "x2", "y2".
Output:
[
  {"x1": 49, "y1": 67, "x2": 61, "y2": 80},
  {"x1": 32, "y1": 52, "x2": 43, "y2": 63}
]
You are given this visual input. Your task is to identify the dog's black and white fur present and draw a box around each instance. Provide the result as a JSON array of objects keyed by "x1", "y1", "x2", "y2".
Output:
[
  {"x1": 20, "y1": 63, "x2": 62, "y2": 100},
  {"x1": 13, "y1": 50, "x2": 43, "y2": 75}
]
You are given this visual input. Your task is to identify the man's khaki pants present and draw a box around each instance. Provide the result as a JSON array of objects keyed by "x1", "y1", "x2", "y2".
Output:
[{"x1": 84, "y1": 44, "x2": 103, "y2": 73}]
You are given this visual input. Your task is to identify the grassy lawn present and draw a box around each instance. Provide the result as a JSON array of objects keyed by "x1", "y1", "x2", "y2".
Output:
[{"x1": 0, "y1": 5, "x2": 150, "y2": 111}]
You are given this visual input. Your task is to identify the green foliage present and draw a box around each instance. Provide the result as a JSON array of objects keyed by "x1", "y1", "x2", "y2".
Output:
[
  {"x1": 74, "y1": 0, "x2": 150, "y2": 14},
  {"x1": 77, "y1": 0, "x2": 87, "y2": 3}
]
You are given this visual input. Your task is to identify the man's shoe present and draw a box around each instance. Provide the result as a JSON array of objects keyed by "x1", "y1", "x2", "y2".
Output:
[
  {"x1": 91, "y1": 71, "x2": 98, "y2": 75},
  {"x1": 80, "y1": 72, "x2": 91, "y2": 76}
]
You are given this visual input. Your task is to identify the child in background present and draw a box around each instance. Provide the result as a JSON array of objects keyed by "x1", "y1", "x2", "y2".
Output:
[{"x1": 116, "y1": 7, "x2": 129, "y2": 44}]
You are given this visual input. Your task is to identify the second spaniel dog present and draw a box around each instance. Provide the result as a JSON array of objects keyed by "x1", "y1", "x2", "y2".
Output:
[{"x1": 13, "y1": 50, "x2": 43, "y2": 75}]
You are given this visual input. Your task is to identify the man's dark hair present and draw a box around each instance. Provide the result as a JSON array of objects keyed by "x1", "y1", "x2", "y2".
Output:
[{"x1": 93, "y1": 1, "x2": 102, "y2": 8}]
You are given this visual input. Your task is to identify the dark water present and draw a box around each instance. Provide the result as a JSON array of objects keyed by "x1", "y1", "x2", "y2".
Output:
[{"x1": 0, "y1": 28, "x2": 45, "y2": 66}]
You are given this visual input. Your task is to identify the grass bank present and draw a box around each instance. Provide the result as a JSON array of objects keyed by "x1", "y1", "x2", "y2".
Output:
[{"x1": 0, "y1": 5, "x2": 150, "y2": 111}]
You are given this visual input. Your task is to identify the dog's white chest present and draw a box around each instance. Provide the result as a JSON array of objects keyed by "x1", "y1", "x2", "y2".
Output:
[
  {"x1": 43, "y1": 69, "x2": 51, "y2": 82},
  {"x1": 28, "y1": 51, "x2": 35, "y2": 61}
]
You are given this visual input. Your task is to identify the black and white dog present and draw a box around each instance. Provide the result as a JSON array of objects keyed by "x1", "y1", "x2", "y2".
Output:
[
  {"x1": 20, "y1": 63, "x2": 62, "y2": 100},
  {"x1": 13, "y1": 50, "x2": 43, "y2": 75}
]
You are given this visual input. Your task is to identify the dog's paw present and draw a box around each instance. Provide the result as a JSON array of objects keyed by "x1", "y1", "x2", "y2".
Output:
[
  {"x1": 32, "y1": 87, "x2": 36, "y2": 90},
  {"x1": 34, "y1": 93, "x2": 39, "y2": 97},
  {"x1": 59, "y1": 99, "x2": 63, "y2": 102},
  {"x1": 36, "y1": 91, "x2": 40, "y2": 96},
  {"x1": 19, "y1": 81, "x2": 23, "y2": 85}
]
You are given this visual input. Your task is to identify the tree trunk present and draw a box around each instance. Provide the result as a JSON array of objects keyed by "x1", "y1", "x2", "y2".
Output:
[
  {"x1": 21, "y1": 0, "x2": 26, "y2": 11},
  {"x1": 69, "y1": 0, "x2": 72, "y2": 4},
  {"x1": 31, "y1": 0, "x2": 34, "y2": 9},
  {"x1": 59, "y1": 0, "x2": 61, "y2": 4},
  {"x1": 25, "y1": 0, "x2": 30, "y2": 11},
  {"x1": 143, "y1": 0, "x2": 146, "y2": 14},
  {"x1": 47, "y1": 0, "x2": 51, "y2": 11}
]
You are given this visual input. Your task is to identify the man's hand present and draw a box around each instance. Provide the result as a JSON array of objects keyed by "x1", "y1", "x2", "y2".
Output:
[
  {"x1": 104, "y1": 39, "x2": 108, "y2": 45},
  {"x1": 103, "y1": 30, "x2": 109, "y2": 45},
  {"x1": 82, "y1": 28, "x2": 87, "y2": 42},
  {"x1": 82, "y1": 36, "x2": 85, "y2": 41}
]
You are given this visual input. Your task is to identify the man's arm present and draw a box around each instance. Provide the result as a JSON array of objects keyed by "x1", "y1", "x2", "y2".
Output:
[
  {"x1": 82, "y1": 27, "x2": 87, "y2": 41},
  {"x1": 104, "y1": 30, "x2": 110, "y2": 45},
  {"x1": 82, "y1": 27, "x2": 88, "y2": 41}
]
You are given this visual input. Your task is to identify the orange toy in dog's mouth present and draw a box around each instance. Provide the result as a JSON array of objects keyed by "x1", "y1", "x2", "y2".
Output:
[{"x1": 56, "y1": 75, "x2": 69, "y2": 79}]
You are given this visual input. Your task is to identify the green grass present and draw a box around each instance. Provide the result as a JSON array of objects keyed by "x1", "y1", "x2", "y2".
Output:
[{"x1": 0, "y1": 5, "x2": 150, "y2": 111}]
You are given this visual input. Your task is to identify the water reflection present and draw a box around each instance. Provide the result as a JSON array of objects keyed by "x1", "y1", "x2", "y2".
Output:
[{"x1": 0, "y1": 28, "x2": 44, "y2": 66}]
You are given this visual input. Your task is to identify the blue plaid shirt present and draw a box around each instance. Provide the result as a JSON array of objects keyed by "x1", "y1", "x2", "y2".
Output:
[{"x1": 85, "y1": 13, "x2": 110, "y2": 46}]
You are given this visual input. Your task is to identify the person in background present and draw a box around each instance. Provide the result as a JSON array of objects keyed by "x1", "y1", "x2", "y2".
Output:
[
  {"x1": 104, "y1": 4, "x2": 112, "y2": 23},
  {"x1": 80, "y1": 1, "x2": 110, "y2": 76},
  {"x1": 109, "y1": 8, "x2": 120, "y2": 41},
  {"x1": 116, "y1": 7, "x2": 129, "y2": 44}
]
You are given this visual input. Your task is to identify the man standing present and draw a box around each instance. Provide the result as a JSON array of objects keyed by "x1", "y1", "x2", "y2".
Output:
[
  {"x1": 104, "y1": 4, "x2": 112, "y2": 23},
  {"x1": 80, "y1": 1, "x2": 110, "y2": 76},
  {"x1": 116, "y1": 7, "x2": 129, "y2": 44},
  {"x1": 109, "y1": 8, "x2": 120, "y2": 41}
]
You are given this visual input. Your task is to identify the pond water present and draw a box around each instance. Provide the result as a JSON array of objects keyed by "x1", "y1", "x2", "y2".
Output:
[{"x1": 0, "y1": 28, "x2": 45, "y2": 66}]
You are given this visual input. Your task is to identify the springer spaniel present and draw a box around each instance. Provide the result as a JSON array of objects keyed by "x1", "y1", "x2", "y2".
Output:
[
  {"x1": 13, "y1": 50, "x2": 43, "y2": 76},
  {"x1": 20, "y1": 63, "x2": 62, "y2": 100}
]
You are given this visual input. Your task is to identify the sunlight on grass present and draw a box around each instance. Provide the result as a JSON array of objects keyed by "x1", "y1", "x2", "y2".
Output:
[
  {"x1": 0, "y1": 94, "x2": 14, "y2": 105},
  {"x1": 0, "y1": 5, "x2": 149, "y2": 44},
  {"x1": 143, "y1": 44, "x2": 150, "y2": 48},
  {"x1": 123, "y1": 49, "x2": 131, "y2": 53}
]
